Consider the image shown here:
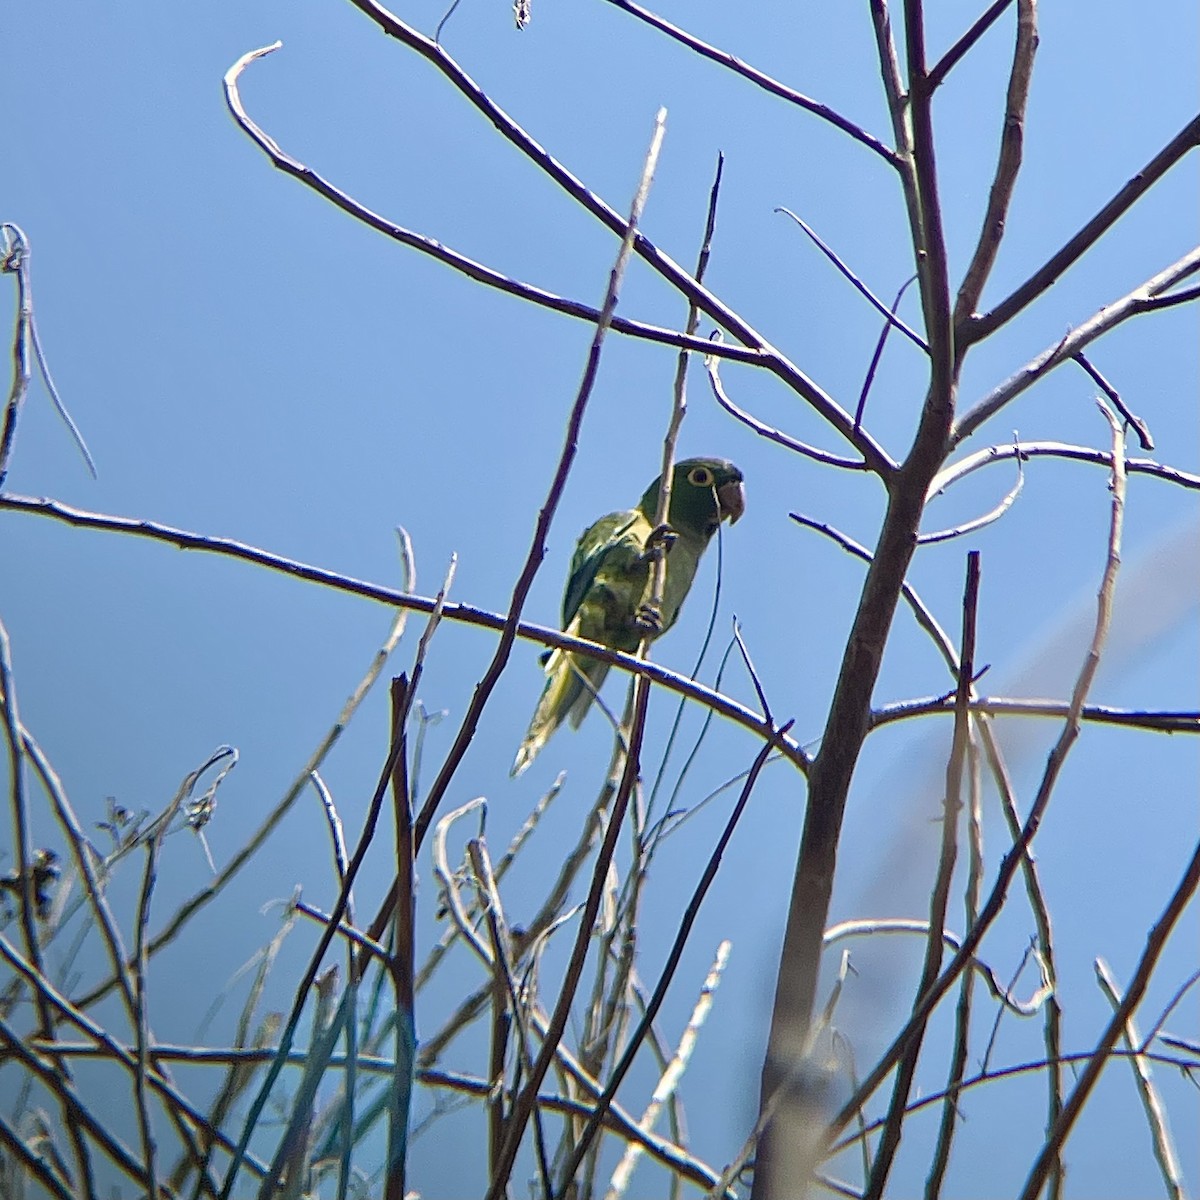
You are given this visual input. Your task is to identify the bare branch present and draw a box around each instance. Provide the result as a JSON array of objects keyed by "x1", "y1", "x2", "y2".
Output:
[
  {"x1": 964, "y1": 113, "x2": 1200, "y2": 342},
  {"x1": 605, "y1": 941, "x2": 731, "y2": 1200},
  {"x1": 705, "y1": 351, "x2": 876, "y2": 471},
  {"x1": 219, "y1": 47, "x2": 759, "y2": 369},
  {"x1": 226, "y1": 37, "x2": 892, "y2": 472},
  {"x1": 871, "y1": 697, "x2": 1199, "y2": 735},
  {"x1": 599, "y1": 0, "x2": 901, "y2": 165},
  {"x1": 775, "y1": 208, "x2": 928, "y2": 352},
  {"x1": 953, "y1": 246, "x2": 1200, "y2": 446},
  {"x1": 918, "y1": 457, "x2": 1023, "y2": 543},
  {"x1": 1018, "y1": 839, "x2": 1200, "y2": 1200},
  {"x1": 856, "y1": 276, "x2": 920, "y2": 429},
  {"x1": 952, "y1": 0, "x2": 1038, "y2": 330},
  {"x1": 0, "y1": 224, "x2": 96, "y2": 486},
  {"x1": 0, "y1": 492, "x2": 810, "y2": 775},
  {"x1": 978, "y1": 721, "x2": 1064, "y2": 1198},
  {"x1": 834, "y1": 398, "x2": 1132, "y2": 1144},
  {"x1": 1071, "y1": 352, "x2": 1153, "y2": 450},
  {"x1": 1094, "y1": 959, "x2": 1187, "y2": 1200},
  {"x1": 556, "y1": 730, "x2": 787, "y2": 1190},
  {"x1": 927, "y1": 0, "x2": 1016, "y2": 91},
  {"x1": 823, "y1": 919, "x2": 1051, "y2": 1016},
  {"x1": 1140, "y1": 281, "x2": 1200, "y2": 311},
  {"x1": 830, "y1": 1048, "x2": 1200, "y2": 1157},
  {"x1": 929, "y1": 439, "x2": 1200, "y2": 495},
  {"x1": 863, "y1": 552, "x2": 980, "y2": 1199}
]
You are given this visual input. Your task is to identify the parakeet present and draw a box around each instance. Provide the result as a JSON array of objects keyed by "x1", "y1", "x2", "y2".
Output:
[{"x1": 512, "y1": 457, "x2": 745, "y2": 777}]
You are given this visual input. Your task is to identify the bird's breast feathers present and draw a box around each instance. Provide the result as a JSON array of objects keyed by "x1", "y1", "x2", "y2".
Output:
[{"x1": 562, "y1": 508, "x2": 705, "y2": 646}]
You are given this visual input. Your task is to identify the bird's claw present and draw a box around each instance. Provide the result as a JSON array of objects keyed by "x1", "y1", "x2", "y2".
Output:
[
  {"x1": 635, "y1": 602, "x2": 664, "y2": 634},
  {"x1": 639, "y1": 524, "x2": 677, "y2": 562}
]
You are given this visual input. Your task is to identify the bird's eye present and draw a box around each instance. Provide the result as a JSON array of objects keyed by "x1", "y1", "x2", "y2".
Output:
[{"x1": 687, "y1": 466, "x2": 714, "y2": 487}]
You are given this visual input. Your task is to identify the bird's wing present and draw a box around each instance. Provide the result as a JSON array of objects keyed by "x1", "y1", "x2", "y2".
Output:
[{"x1": 561, "y1": 509, "x2": 647, "y2": 629}]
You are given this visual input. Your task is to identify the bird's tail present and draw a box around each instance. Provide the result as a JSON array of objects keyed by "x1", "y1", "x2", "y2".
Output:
[{"x1": 511, "y1": 649, "x2": 609, "y2": 777}]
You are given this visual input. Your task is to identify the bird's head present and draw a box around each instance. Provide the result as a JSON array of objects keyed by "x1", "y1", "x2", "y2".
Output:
[{"x1": 639, "y1": 457, "x2": 746, "y2": 540}]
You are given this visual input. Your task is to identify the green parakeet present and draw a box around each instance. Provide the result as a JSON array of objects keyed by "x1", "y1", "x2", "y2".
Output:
[{"x1": 512, "y1": 457, "x2": 745, "y2": 777}]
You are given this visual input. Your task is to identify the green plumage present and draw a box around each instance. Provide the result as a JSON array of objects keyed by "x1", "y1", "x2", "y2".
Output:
[{"x1": 512, "y1": 457, "x2": 745, "y2": 777}]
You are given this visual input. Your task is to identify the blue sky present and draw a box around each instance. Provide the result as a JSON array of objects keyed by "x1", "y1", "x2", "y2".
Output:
[{"x1": 3, "y1": 1, "x2": 1198, "y2": 1196}]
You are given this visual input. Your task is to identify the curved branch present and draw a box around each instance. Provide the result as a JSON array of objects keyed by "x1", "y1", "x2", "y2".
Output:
[
  {"x1": 929, "y1": 439, "x2": 1200, "y2": 496},
  {"x1": 952, "y1": 246, "x2": 1200, "y2": 447},
  {"x1": 226, "y1": 37, "x2": 892, "y2": 473},
  {"x1": 706, "y1": 353, "x2": 874, "y2": 471},
  {"x1": 0, "y1": 492, "x2": 810, "y2": 774},
  {"x1": 918, "y1": 457, "x2": 1023, "y2": 543},
  {"x1": 823, "y1": 918, "x2": 1051, "y2": 1016},
  {"x1": 220, "y1": 46, "x2": 760, "y2": 368}
]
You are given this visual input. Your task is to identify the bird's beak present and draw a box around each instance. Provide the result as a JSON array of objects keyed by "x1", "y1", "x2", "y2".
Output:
[{"x1": 717, "y1": 479, "x2": 746, "y2": 525}]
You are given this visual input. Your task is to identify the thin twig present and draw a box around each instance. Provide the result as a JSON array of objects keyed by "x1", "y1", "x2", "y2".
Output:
[
  {"x1": 705, "y1": 351, "x2": 870, "y2": 471},
  {"x1": 918, "y1": 456, "x2": 1023, "y2": 543},
  {"x1": 856, "y1": 276, "x2": 920, "y2": 429},
  {"x1": 1017, "y1": 834, "x2": 1200, "y2": 1200},
  {"x1": 221, "y1": 664, "x2": 430, "y2": 1197},
  {"x1": 605, "y1": 940, "x2": 732, "y2": 1200},
  {"x1": 927, "y1": 0, "x2": 1016, "y2": 91},
  {"x1": 0, "y1": 1013, "x2": 155, "y2": 1198},
  {"x1": 555, "y1": 728, "x2": 789, "y2": 1194},
  {"x1": 599, "y1": 0, "x2": 901, "y2": 164},
  {"x1": 829, "y1": 1047, "x2": 1200, "y2": 1156},
  {"x1": 1071, "y1": 352, "x2": 1153, "y2": 449},
  {"x1": 823, "y1": 919, "x2": 1050, "y2": 1016},
  {"x1": 385, "y1": 677, "x2": 416, "y2": 1200},
  {"x1": 0, "y1": 619, "x2": 94, "y2": 1192},
  {"x1": 864, "y1": 553, "x2": 980, "y2": 1200},
  {"x1": 977, "y1": 728, "x2": 1064, "y2": 1182},
  {"x1": 924, "y1": 731, "x2": 984, "y2": 1200},
  {"x1": 833, "y1": 397, "x2": 1133, "y2": 1144},
  {"x1": 1094, "y1": 959, "x2": 1187, "y2": 1200},
  {"x1": 133, "y1": 758, "x2": 205, "y2": 1200},
  {"x1": 0, "y1": 935, "x2": 271, "y2": 1183},
  {"x1": 0, "y1": 1106, "x2": 75, "y2": 1200},
  {"x1": 775, "y1": 209, "x2": 927, "y2": 351},
  {"x1": 0, "y1": 224, "x2": 96, "y2": 486},
  {"x1": 731, "y1": 620, "x2": 772, "y2": 723},
  {"x1": 226, "y1": 37, "x2": 894, "y2": 472},
  {"x1": 1141, "y1": 281, "x2": 1200, "y2": 310},
  {"x1": 483, "y1": 108, "x2": 670, "y2": 1200}
]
